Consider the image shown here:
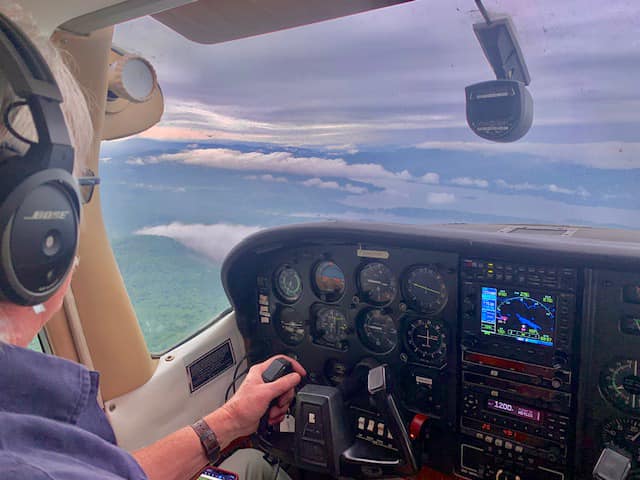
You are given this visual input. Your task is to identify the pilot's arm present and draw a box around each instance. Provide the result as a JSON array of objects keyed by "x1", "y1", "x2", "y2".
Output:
[{"x1": 132, "y1": 355, "x2": 305, "y2": 480}]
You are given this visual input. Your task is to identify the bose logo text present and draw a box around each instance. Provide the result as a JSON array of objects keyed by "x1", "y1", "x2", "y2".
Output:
[{"x1": 24, "y1": 210, "x2": 70, "y2": 221}]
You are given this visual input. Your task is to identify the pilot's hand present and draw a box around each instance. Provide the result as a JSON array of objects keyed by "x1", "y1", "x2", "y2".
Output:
[{"x1": 221, "y1": 355, "x2": 306, "y2": 437}]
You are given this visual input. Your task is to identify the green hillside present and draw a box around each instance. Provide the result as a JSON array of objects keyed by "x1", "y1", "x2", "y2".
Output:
[{"x1": 111, "y1": 235, "x2": 229, "y2": 353}]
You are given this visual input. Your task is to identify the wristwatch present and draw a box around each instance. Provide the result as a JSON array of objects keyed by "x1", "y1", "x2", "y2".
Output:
[{"x1": 191, "y1": 418, "x2": 221, "y2": 464}]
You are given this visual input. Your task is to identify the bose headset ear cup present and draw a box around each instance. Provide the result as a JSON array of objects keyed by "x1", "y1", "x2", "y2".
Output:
[
  {"x1": 0, "y1": 169, "x2": 80, "y2": 306},
  {"x1": 0, "y1": 13, "x2": 81, "y2": 306}
]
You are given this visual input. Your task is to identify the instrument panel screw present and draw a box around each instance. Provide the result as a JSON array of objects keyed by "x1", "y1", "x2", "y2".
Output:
[
  {"x1": 399, "y1": 303, "x2": 407, "y2": 312},
  {"x1": 352, "y1": 295, "x2": 360, "y2": 304},
  {"x1": 400, "y1": 353, "x2": 408, "y2": 363},
  {"x1": 165, "y1": 355, "x2": 175, "y2": 362}
]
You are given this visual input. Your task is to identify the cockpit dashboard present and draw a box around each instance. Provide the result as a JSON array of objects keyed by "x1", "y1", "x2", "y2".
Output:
[{"x1": 222, "y1": 222, "x2": 640, "y2": 479}]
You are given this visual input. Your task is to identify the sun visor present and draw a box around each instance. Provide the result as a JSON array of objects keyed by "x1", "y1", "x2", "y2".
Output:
[{"x1": 152, "y1": 0, "x2": 413, "y2": 44}]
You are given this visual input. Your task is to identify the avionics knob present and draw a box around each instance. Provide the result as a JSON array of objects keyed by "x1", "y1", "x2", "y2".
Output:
[
  {"x1": 547, "y1": 446, "x2": 562, "y2": 464},
  {"x1": 462, "y1": 334, "x2": 478, "y2": 349},
  {"x1": 552, "y1": 352, "x2": 568, "y2": 370},
  {"x1": 463, "y1": 297, "x2": 476, "y2": 313},
  {"x1": 551, "y1": 377, "x2": 563, "y2": 389}
]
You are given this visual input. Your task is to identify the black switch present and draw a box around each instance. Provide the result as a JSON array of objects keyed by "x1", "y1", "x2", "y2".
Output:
[{"x1": 301, "y1": 403, "x2": 324, "y2": 441}]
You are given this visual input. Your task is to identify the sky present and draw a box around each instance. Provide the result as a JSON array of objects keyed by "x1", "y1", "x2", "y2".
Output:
[
  {"x1": 104, "y1": 0, "x2": 640, "y2": 251},
  {"x1": 114, "y1": 0, "x2": 640, "y2": 148}
]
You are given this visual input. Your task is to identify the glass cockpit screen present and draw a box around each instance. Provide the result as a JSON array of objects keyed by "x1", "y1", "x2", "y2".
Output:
[{"x1": 480, "y1": 287, "x2": 556, "y2": 347}]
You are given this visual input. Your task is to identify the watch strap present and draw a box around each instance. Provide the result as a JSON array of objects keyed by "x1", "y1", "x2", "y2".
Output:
[{"x1": 191, "y1": 418, "x2": 221, "y2": 464}]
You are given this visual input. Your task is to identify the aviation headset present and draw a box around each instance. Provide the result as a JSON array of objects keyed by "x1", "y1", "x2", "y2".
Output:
[{"x1": 0, "y1": 13, "x2": 81, "y2": 306}]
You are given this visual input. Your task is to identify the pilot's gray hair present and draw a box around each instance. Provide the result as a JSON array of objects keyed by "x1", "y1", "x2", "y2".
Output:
[
  {"x1": 0, "y1": 2, "x2": 93, "y2": 173},
  {"x1": 0, "y1": 2, "x2": 93, "y2": 341}
]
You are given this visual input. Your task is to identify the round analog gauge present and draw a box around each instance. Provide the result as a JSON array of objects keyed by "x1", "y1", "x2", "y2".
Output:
[
  {"x1": 405, "y1": 317, "x2": 447, "y2": 364},
  {"x1": 275, "y1": 307, "x2": 305, "y2": 346},
  {"x1": 359, "y1": 309, "x2": 398, "y2": 353},
  {"x1": 274, "y1": 265, "x2": 303, "y2": 303},
  {"x1": 601, "y1": 417, "x2": 640, "y2": 476},
  {"x1": 314, "y1": 306, "x2": 349, "y2": 348},
  {"x1": 600, "y1": 359, "x2": 640, "y2": 414},
  {"x1": 313, "y1": 261, "x2": 346, "y2": 302},
  {"x1": 403, "y1": 266, "x2": 448, "y2": 314},
  {"x1": 358, "y1": 262, "x2": 397, "y2": 305}
]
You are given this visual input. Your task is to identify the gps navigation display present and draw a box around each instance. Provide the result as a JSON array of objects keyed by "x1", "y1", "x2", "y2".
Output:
[{"x1": 480, "y1": 287, "x2": 556, "y2": 347}]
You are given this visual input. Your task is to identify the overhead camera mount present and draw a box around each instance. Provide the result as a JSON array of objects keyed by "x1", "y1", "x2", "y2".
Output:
[{"x1": 465, "y1": 0, "x2": 533, "y2": 142}]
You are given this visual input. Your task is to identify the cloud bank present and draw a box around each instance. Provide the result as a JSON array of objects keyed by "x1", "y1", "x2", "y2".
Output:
[
  {"x1": 135, "y1": 222, "x2": 261, "y2": 262},
  {"x1": 134, "y1": 147, "x2": 425, "y2": 186},
  {"x1": 301, "y1": 178, "x2": 367, "y2": 194},
  {"x1": 451, "y1": 177, "x2": 489, "y2": 188}
]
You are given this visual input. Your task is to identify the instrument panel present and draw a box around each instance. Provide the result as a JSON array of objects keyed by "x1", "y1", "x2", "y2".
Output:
[
  {"x1": 222, "y1": 222, "x2": 640, "y2": 479},
  {"x1": 273, "y1": 258, "x2": 453, "y2": 360},
  {"x1": 258, "y1": 245, "x2": 458, "y2": 378}
]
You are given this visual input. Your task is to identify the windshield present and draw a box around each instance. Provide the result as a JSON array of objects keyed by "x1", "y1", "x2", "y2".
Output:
[{"x1": 101, "y1": 0, "x2": 640, "y2": 351}]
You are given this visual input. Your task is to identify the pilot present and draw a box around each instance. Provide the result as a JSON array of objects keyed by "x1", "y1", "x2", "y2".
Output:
[{"x1": 0, "y1": 4, "x2": 304, "y2": 479}]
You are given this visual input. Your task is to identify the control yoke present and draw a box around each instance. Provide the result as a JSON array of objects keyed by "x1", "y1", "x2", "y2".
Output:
[{"x1": 257, "y1": 360, "x2": 423, "y2": 478}]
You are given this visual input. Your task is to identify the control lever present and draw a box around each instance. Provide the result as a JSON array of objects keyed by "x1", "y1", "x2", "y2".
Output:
[
  {"x1": 593, "y1": 448, "x2": 632, "y2": 480},
  {"x1": 367, "y1": 364, "x2": 419, "y2": 474},
  {"x1": 259, "y1": 358, "x2": 293, "y2": 433}
]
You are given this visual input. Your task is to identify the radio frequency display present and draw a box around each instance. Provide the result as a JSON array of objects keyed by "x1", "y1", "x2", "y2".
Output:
[{"x1": 487, "y1": 399, "x2": 543, "y2": 423}]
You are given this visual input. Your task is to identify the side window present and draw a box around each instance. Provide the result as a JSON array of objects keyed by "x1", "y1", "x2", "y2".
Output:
[
  {"x1": 27, "y1": 332, "x2": 45, "y2": 353},
  {"x1": 99, "y1": 148, "x2": 233, "y2": 353}
]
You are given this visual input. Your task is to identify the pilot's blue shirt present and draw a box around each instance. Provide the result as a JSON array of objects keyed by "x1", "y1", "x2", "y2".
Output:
[{"x1": 0, "y1": 343, "x2": 147, "y2": 479}]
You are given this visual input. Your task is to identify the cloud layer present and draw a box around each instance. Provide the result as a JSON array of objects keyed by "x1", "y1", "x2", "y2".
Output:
[
  {"x1": 134, "y1": 147, "x2": 425, "y2": 185},
  {"x1": 135, "y1": 222, "x2": 261, "y2": 262}
]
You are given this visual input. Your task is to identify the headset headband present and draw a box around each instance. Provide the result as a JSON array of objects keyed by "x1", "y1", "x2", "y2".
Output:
[{"x1": 0, "y1": 12, "x2": 74, "y2": 173}]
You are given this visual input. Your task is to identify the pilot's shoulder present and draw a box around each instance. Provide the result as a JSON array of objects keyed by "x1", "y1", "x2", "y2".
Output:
[{"x1": 0, "y1": 451, "x2": 55, "y2": 480}]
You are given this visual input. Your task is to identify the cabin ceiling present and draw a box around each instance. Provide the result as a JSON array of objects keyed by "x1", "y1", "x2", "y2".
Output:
[{"x1": 151, "y1": 0, "x2": 414, "y2": 44}]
